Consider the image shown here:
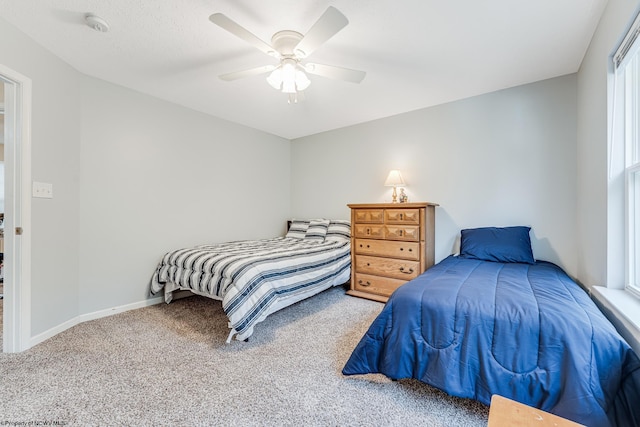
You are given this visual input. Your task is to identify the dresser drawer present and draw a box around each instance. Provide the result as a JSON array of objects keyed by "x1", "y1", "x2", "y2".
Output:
[
  {"x1": 354, "y1": 224, "x2": 386, "y2": 239},
  {"x1": 353, "y1": 209, "x2": 385, "y2": 223},
  {"x1": 355, "y1": 255, "x2": 420, "y2": 280},
  {"x1": 353, "y1": 273, "x2": 407, "y2": 297},
  {"x1": 354, "y1": 238, "x2": 420, "y2": 261},
  {"x1": 385, "y1": 225, "x2": 420, "y2": 241},
  {"x1": 385, "y1": 209, "x2": 420, "y2": 225}
]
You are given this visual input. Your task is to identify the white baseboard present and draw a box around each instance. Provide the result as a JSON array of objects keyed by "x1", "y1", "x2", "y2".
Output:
[
  {"x1": 77, "y1": 296, "x2": 166, "y2": 323},
  {"x1": 29, "y1": 296, "x2": 165, "y2": 349}
]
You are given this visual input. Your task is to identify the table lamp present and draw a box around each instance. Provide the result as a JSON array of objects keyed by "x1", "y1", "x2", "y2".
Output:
[{"x1": 384, "y1": 170, "x2": 405, "y2": 203}]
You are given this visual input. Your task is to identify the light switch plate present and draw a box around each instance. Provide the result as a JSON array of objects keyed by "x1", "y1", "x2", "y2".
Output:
[{"x1": 33, "y1": 181, "x2": 53, "y2": 199}]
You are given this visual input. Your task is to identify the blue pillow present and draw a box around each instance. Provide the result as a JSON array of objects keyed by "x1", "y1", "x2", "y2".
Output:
[{"x1": 459, "y1": 226, "x2": 535, "y2": 264}]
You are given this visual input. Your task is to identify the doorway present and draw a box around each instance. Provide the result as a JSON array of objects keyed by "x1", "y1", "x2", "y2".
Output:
[
  {"x1": 0, "y1": 64, "x2": 32, "y2": 353},
  {"x1": 1, "y1": 83, "x2": 4, "y2": 335}
]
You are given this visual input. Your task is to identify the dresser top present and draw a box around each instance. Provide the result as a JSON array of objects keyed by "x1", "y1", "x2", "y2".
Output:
[{"x1": 348, "y1": 202, "x2": 439, "y2": 209}]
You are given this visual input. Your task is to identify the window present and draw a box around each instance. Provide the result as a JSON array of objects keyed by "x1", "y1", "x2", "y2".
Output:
[
  {"x1": 613, "y1": 17, "x2": 640, "y2": 295},
  {"x1": 631, "y1": 165, "x2": 640, "y2": 291}
]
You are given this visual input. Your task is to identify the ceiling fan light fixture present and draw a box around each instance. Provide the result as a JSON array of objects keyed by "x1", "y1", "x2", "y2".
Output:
[
  {"x1": 266, "y1": 67, "x2": 282, "y2": 90},
  {"x1": 295, "y1": 68, "x2": 311, "y2": 91},
  {"x1": 281, "y1": 60, "x2": 297, "y2": 93},
  {"x1": 282, "y1": 79, "x2": 297, "y2": 94},
  {"x1": 267, "y1": 59, "x2": 311, "y2": 94},
  {"x1": 210, "y1": 7, "x2": 365, "y2": 102}
]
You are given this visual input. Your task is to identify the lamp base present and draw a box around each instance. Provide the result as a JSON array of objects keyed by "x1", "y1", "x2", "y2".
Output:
[{"x1": 391, "y1": 186, "x2": 398, "y2": 203}]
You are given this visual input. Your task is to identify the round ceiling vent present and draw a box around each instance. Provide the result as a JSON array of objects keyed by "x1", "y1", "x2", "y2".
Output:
[{"x1": 85, "y1": 14, "x2": 110, "y2": 33}]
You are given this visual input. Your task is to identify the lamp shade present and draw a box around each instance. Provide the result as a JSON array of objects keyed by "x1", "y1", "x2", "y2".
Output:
[{"x1": 384, "y1": 170, "x2": 405, "y2": 187}]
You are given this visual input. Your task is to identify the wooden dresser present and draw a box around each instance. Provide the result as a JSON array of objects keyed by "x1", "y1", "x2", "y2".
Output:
[{"x1": 347, "y1": 202, "x2": 438, "y2": 302}]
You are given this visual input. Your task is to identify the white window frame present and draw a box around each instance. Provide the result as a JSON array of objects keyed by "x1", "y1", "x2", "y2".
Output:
[
  {"x1": 615, "y1": 18, "x2": 640, "y2": 297},
  {"x1": 626, "y1": 163, "x2": 640, "y2": 295}
]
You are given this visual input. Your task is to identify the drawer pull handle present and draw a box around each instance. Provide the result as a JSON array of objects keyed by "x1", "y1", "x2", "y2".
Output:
[
  {"x1": 399, "y1": 267, "x2": 414, "y2": 274},
  {"x1": 409, "y1": 248, "x2": 413, "y2": 252},
  {"x1": 366, "y1": 263, "x2": 370, "y2": 266},
  {"x1": 400, "y1": 248, "x2": 404, "y2": 251},
  {"x1": 359, "y1": 244, "x2": 363, "y2": 248},
  {"x1": 366, "y1": 228, "x2": 371, "y2": 235},
  {"x1": 399, "y1": 230, "x2": 403, "y2": 236},
  {"x1": 367, "y1": 245, "x2": 370, "y2": 248},
  {"x1": 358, "y1": 280, "x2": 371, "y2": 287},
  {"x1": 400, "y1": 213, "x2": 403, "y2": 220}
]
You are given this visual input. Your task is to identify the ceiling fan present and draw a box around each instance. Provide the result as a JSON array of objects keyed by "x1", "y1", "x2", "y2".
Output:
[{"x1": 209, "y1": 6, "x2": 366, "y2": 103}]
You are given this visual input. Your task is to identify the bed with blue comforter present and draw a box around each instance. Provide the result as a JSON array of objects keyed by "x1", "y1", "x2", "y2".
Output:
[{"x1": 342, "y1": 227, "x2": 640, "y2": 427}]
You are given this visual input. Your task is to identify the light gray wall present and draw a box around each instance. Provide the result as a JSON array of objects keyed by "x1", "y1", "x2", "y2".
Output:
[
  {"x1": 0, "y1": 17, "x2": 82, "y2": 335},
  {"x1": 0, "y1": 16, "x2": 291, "y2": 338},
  {"x1": 77, "y1": 76, "x2": 291, "y2": 313},
  {"x1": 576, "y1": 0, "x2": 638, "y2": 289},
  {"x1": 291, "y1": 75, "x2": 578, "y2": 276}
]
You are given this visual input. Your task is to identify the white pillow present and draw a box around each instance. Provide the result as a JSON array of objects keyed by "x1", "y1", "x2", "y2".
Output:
[
  {"x1": 325, "y1": 220, "x2": 351, "y2": 241},
  {"x1": 286, "y1": 219, "x2": 310, "y2": 239},
  {"x1": 304, "y1": 219, "x2": 330, "y2": 242}
]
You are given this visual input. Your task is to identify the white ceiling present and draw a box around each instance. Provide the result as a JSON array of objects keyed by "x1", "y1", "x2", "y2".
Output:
[{"x1": 0, "y1": 0, "x2": 608, "y2": 140}]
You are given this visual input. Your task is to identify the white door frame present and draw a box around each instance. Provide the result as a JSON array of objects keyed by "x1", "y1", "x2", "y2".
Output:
[{"x1": 1, "y1": 64, "x2": 32, "y2": 353}]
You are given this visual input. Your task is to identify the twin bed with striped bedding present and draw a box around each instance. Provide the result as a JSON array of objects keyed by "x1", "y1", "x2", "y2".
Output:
[{"x1": 150, "y1": 219, "x2": 351, "y2": 342}]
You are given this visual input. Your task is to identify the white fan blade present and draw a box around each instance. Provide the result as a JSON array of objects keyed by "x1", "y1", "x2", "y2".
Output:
[
  {"x1": 304, "y1": 63, "x2": 366, "y2": 83},
  {"x1": 219, "y1": 65, "x2": 276, "y2": 81},
  {"x1": 293, "y1": 7, "x2": 348, "y2": 58},
  {"x1": 209, "y1": 13, "x2": 277, "y2": 57}
]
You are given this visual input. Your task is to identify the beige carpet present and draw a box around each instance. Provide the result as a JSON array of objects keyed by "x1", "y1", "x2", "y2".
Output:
[{"x1": 0, "y1": 286, "x2": 489, "y2": 426}]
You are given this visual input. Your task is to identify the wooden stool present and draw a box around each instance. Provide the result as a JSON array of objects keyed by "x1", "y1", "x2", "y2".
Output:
[{"x1": 487, "y1": 395, "x2": 584, "y2": 427}]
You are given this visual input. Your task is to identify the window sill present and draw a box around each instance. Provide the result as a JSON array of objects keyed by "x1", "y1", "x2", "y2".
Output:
[{"x1": 591, "y1": 286, "x2": 640, "y2": 355}]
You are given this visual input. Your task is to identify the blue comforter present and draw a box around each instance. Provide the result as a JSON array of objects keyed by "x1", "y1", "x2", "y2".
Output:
[{"x1": 342, "y1": 256, "x2": 640, "y2": 427}]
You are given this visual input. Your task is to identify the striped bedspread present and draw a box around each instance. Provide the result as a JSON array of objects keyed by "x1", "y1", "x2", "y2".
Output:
[{"x1": 151, "y1": 237, "x2": 351, "y2": 341}]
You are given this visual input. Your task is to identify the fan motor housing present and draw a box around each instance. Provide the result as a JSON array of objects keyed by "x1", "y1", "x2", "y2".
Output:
[{"x1": 271, "y1": 30, "x2": 304, "y2": 56}]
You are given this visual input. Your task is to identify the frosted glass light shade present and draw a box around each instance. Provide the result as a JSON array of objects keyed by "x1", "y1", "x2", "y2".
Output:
[
  {"x1": 281, "y1": 61, "x2": 296, "y2": 93},
  {"x1": 295, "y1": 70, "x2": 310, "y2": 91},
  {"x1": 266, "y1": 68, "x2": 282, "y2": 90},
  {"x1": 266, "y1": 60, "x2": 311, "y2": 94}
]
